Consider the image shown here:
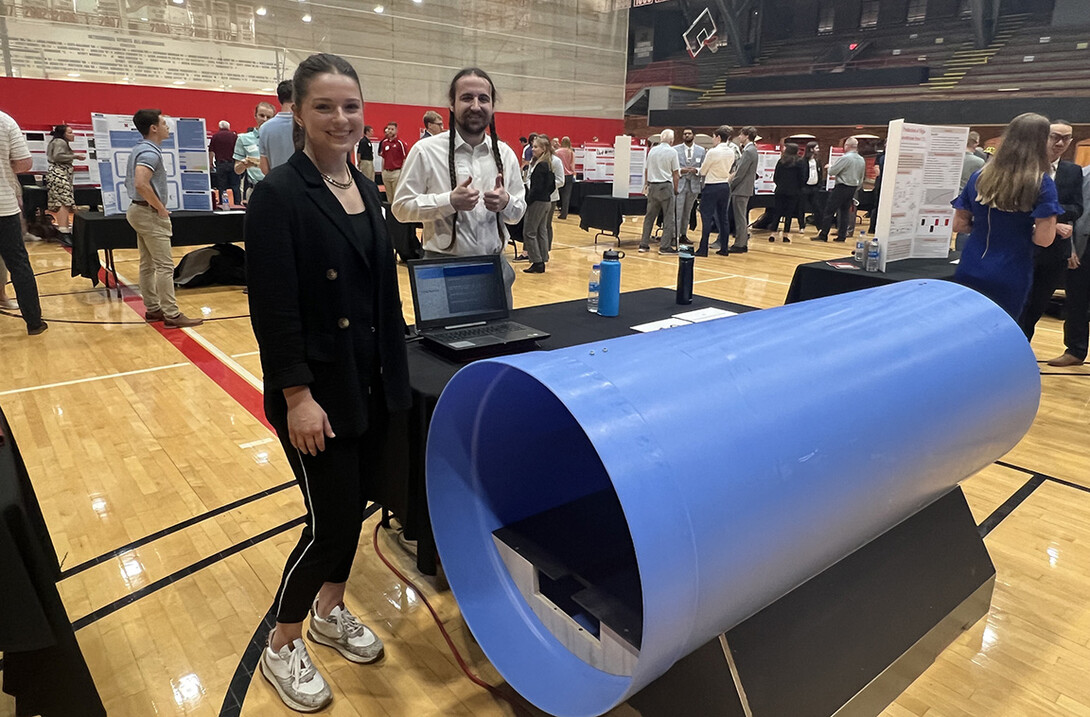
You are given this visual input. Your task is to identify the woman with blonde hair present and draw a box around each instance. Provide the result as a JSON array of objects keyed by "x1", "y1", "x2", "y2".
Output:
[
  {"x1": 555, "y1": 136, "x2": 576, "y2": 219},
  {"x1": 522, "y1": 135, "x2": 556, "y2": 273},
  {"x1": 951, "y1": 112, "x2": 1061, "y2": 317}
]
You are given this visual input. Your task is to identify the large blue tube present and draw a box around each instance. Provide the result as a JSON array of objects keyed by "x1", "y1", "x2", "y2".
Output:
[{"x1": 426, "y1": 280, "x2": 1039, "y2": 717}]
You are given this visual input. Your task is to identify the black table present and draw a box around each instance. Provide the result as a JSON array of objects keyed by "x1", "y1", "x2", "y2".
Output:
[
  {"x1": 0, "y1": 405, "x2": 105, "y2": 716},
  {"x1": 22, "y1": 184, "x2": 102, "y2": 220},
  {"x1": 386, "y1": 288, "x2": 756, "y2": 575},
  {"x1": 568, "y1": 181, "x2": 613, "y2": 215},
  {"x1": 72, "y1": 210, "x2": 246, "y2": 296},
  {"x1": 579, "y1": 195, "x2": 649, "y2": 245},
  {"x1": 784, "y1": 252, "x2": 960, "y2": 304}
]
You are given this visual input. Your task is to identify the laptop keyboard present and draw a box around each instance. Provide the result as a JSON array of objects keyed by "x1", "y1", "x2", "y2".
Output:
[{"x1": 440, "y1": 322, "x2": 519, "y2": 340}]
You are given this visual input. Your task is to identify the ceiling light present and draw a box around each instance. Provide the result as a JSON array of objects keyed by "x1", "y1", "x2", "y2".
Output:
[
  {"x1": 301, "y1": 13, "x2": 311, "y2": 21},
  {"x1": 67, "y1": 72, "x2": 81, "y2": 77},
  {"x1": 172, "y1": 0, "x2": 184, "y2": 4},
  {"x1": 173, "y1": 80, "x2": 186, "y2": 85},
  {"x1": 374, "y1": 4, "x2": 384, "y2": 12},
  {"x1": 412, "y1": 0, "x2": 422, "y2": 3},
  {"x1": 996, "y1": 87, "x2": 1020, "y2": 92},
  {"x1": 256, "y1": 6, "x2": 266, "y2": 14}
]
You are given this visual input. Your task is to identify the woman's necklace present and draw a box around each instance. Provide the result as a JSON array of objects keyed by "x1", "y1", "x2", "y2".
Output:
[{"x1": 320, "y1": 172, "x2": 353, "y2": 190}]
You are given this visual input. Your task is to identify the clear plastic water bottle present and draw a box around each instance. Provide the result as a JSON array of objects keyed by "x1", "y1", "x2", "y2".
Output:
[
  {"x1": 854, "y1": 231, "x2": 867, "y2": 265},
  {"x1": 587, "y1": 263, "x2": 601, "y2": 313},
  {"x1": 865, "y1": 237, "x2": 880, "y2": 272}
]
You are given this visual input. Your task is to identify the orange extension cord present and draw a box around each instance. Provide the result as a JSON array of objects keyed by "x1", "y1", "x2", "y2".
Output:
[{"x1": 371, "y1": 523, "x2": 533, "y2": 717}]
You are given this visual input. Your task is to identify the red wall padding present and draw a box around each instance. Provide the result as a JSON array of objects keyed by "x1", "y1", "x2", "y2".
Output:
[{"x1": 2, "y1": 77, "x2": 623, "y2": 145}]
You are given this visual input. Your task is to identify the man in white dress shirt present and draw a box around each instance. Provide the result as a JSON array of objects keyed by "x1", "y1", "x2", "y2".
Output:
[
  {"x1": 639, "y1": 129, "x2": 681, "y2": 254},
  {"x1": 392, "y1": 68, "x2": 526, "y2": 307}
]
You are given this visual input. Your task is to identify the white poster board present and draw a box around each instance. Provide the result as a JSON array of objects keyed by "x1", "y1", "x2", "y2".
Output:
[
  {"x1": 754, "y1": 144, "x2": 781, "y2": 195},
  {"x1": 612, "y1": 136, "x2": 647, "y2": 198},
  {"x1": 826, "y1": 147, "x2": 844, "y2": 191},
  {"x1": 92, "y1": 113, "x2": 213, "y2": 216},
  {"x1": 875, "y1": 119, "x2": 967, "y2": 270},
  {"x1": 583, "y1": 143, "x2": 614, "y2": 182}
]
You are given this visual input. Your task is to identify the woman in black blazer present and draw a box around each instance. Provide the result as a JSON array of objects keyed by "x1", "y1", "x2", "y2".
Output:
[
  {"x1": 245, "y1": 53, "x2": 411, "y2": 713},
  {"x1": 766, "y1": 143, "x2": 805, "y2": 242},
  {"x1": 799, "y1": 140, "x2": 825, "y2": 228}
]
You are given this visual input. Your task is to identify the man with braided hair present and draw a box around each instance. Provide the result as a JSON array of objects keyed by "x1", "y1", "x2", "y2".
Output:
[{"x1": 392, "y1": 67, "x2": 526, "y2": 307}]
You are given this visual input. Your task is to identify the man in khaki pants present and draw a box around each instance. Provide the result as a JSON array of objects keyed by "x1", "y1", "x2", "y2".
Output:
[{"x1": 125, "y1": 109, "x2": 201, "y2": 327}]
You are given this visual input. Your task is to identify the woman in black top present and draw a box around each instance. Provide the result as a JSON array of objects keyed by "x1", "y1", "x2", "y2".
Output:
[
  {"x1": 522, "y1": 135, "x2": 556, "y2": 273},
  {"x1": 766, "y1": 143, "x2": 805, "y2": 242},
  {"x1": 245, "y1": 53, "x2": 411, "y2": 712}
]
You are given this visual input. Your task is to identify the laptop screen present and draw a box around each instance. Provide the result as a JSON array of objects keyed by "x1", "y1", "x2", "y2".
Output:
[{"x1": 408, "y1": 255, "x2": 508, "y2": 329}]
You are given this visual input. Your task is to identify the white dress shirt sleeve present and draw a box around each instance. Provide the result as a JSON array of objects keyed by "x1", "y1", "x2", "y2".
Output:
[{"x1": 391, "y1": 141, "x2": 455, "y2": 223}]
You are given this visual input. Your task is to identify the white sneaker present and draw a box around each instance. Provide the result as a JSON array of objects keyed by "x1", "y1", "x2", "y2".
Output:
[
  {"x1": 308, "y1": 599, "x2": 384, "y2": 664},
  {"x1": 260, "y1": 636, "x2": 332, "y2": 713},
  {"x1": 0, "y1": 298, "x2": 17, "y2": 310}
]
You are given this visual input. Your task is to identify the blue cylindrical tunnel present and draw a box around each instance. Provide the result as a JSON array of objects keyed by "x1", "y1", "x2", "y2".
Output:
[{"x1": 426, "y1": 280, "x2": 1040, "y2": 717}]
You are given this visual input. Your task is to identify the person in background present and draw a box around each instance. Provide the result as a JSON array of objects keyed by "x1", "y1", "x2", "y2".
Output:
[
  {"x1": 727, "y1": 126, "x2": 758, "y2": 253},
  {"x1": 674, "y1": 127, "x2": 705, "y2": 246},
  {"x1": 378, "y1": 122, "x2": 408, "y2": 201},
  {"x1": 125, "y1": 109, "x2": 202, "y2": 328},
  {"x1": 0, "y1": 110, "x2": 47, "y2": 334},
  {"x1": 1047, "y1": 163, "x2": 1090, "y2": 367},
  {"x1": 951, "y1": 112, "x2": 1060, "y2": 319},
  {"x1": 798, "y1": 141, "x2": 824, "y2": 230},
  {"x1": 422, "y1": 111, "x2": 443, "y2": 138},
  {"x1": 954, "y1": 132, "x2": 987, "y2": 250},
  {"x1": 639, "y1": 129, "x2": 681, "y2": 254},
  {"x1": 696, "y1": 124, "x2": 734, "y2": 257},
  {"x1": 815, "y1": 136, "x2": 865, "y2": 242},
  {"x1": 868, "y1": 139, "x2": 885, "y2": 235},
  {"x1": 247, "y1": 52, "x2": 411, "y2": 714},
  {"x1": 209, "y1": 120, "x2": 239, "y2": 204},
  {"x1": 233, "y1": 102, "x2": 275, "y2": 201},
  {"x1": 765, "y1": 142, "x2": 804, "y2": 242},
  {"x1": 555, "y1": 136, "x2": 576, "y2": 219},
  {"x1": 259, "y1": 80, "x2": 296, "y2": 175},
  {"x1": 356, "y1": 125, "x2": 375, "y2": 182},
  {"x1": 1018, "y1": 119, "x2": 1083, "y2": 339},
  {"x1": 522, "y1": 135, "x2": 556, "y2": 274},
  {"x1": 46, "y1": 124, "x2": 85, "y2": 239},
  {"x1": 392, "y1": 67, "x2": 526, "y2": 307}
]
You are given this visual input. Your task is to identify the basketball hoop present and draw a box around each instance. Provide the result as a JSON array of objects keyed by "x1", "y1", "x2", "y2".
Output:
[{"x1": 705, "y1": 34, "x2": 720, "y2": 53}]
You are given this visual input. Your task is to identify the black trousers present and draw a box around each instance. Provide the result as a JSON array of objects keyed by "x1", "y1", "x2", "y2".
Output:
[
  {"x1": 697, "y1": 183, "x2": 731, "y2": 253},
  {"x1": 1018, "y1": 240, "x2": 1068, "y2": 340},
  {"x1": 0, "y1": 213, "x2": 42, "y2": 329},
  {"x1": 766, "y1": 193, "x2": 800, "y2": 233},
  {"x1": 271, "y1": 404, "x2": 389, "y2": 624},
  {"x1": 819, "y1": 183, "x2": 857, "y2": 239},
  {"x1": 214, "y1": 161, "x2": 241, "y2": 201},
  {"x1": 1063, "y1": 250, "x2": 1090, "y2": 359}
]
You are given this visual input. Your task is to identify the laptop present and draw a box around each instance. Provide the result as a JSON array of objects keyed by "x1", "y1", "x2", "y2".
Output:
[{"x1": 407, "y1": 255, "x2": 550, "y2": 359}]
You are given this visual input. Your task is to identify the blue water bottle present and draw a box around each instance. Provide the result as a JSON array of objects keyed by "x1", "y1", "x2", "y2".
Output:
[{"x1": 597, "y1": 249, "x2": 624, "y2": 317}]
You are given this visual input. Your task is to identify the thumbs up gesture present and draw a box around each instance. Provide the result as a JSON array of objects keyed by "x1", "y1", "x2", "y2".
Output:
[
  {"x1": 483, "y1": 174, "x2": 509, "y2": 213},
  {"x1": 450, "y1": 176, "x2": 479, "y2": 211}
]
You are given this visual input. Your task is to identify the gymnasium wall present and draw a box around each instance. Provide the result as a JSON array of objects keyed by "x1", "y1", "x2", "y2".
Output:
[{"x1": 1, "y1": 0, "x2": 628, "y2": 123}]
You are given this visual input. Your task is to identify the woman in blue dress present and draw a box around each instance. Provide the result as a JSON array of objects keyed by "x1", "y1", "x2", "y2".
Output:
[{"x1": 951, "y1": 112, "x2": 1061, "y2": 318}]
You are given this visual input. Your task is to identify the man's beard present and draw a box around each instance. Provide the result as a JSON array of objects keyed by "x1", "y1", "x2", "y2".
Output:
[{"x1": 459, "y1": 110, "x2": 490, "y2": 134}]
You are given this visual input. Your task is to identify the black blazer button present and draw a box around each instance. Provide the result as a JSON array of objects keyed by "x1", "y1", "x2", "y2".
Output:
[
  {"x1": 338, "y1": 317, "x2": 350, "y2": 329},
  {"x1": 326, "y1": 269, "x2": 338, "y2": 280}
]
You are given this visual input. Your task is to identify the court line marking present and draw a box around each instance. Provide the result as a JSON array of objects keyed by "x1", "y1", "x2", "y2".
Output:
[
  {"x1": 238, "y1": 437, "x2": 276, "y2": 450},
  {"x1": 0, "y1": 362, "x2": 190, "y2": 396},
  {"x1": 231, "y1": 350, "x2": 260, "y2": 358},
  {"x1": 183, "y1": 326, "x2": 264, "y2": 392}
]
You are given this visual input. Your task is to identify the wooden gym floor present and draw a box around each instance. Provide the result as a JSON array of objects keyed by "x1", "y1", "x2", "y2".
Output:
[{"x1": 1, "y1": 211, "x2": 1089, "y2": 717}]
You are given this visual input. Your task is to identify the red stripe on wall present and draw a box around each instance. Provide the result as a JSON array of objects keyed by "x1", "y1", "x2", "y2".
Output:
[{"x1": 2, "y1": 77, "x2": 623, "y2": 145}]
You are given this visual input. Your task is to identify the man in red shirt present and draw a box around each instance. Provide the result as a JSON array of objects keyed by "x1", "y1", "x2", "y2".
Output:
[
  {"x1": 208, "y1": 120, "x2": 239, "y2": 204},
  {"x1": 378, "y1": 122, "x2": 408, "y2": 201}
]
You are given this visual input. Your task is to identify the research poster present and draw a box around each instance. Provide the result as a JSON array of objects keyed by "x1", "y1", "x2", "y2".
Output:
[
  {"x1": 612, "y1": 136, "x2": 647, "y2": 198},
  {"x1": 92, "y1": 113, "x2": 213, "y2": 216},
  {"x1": 875, "y1": 119, "x2": 967, "y2": 270},
  {"x1": 755, "y1": 144, "x2": 781, "y2": 195}
]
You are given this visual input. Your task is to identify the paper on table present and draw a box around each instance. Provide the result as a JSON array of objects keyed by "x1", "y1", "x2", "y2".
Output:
[
  {"x1": 630, "y1": 317, "x2": 692, "y2": 333},
  {"x1": 673, "y1": 307, "x2": 737, "y2": 322}
]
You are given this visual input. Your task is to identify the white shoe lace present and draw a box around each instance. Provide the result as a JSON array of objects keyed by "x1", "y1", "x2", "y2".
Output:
[
  {"x1": 335, "y1": 608, "x2": 369, "y2": 640},
  {"x1": 287, "y1": 644, "x2": 319, "y2": 691}
]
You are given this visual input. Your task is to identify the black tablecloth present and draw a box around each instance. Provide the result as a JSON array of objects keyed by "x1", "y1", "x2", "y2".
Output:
[
  {"x1": 381, "y1": 288, "x2": 755, "y2": 574},
  {"x1": 71, "y1": 210, "x2": 247, "y2": 284},
  {"x1": 0, "y1": 405, "x2": 105, "y2": 716},
  {"x1": 22, "y1": 185, "x2": 102, "y2": 219},
  {"x1": 579, "y1": 195, "x2": 649, "y2": 237},
  {"x1": 568, "y1": 181, "x2": 614, "y2": 215},
  {"x1": 784, "y1": 252, "x2": 960, "y2": 304}
]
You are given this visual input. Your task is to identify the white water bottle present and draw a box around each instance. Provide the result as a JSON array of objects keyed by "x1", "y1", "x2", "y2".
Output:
[
  {"x1": 855, "y1": 231, "x2": 867, "y2": 265},
  {"x1": 866, "y1": 238, "x2": 880, "y2": 272},
  {"x1": 587, "y1": 264, "x2": 601, "y2": 313}
]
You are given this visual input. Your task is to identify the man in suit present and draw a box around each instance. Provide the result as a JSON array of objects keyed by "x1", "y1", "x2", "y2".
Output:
[
  {"x1": 815, "y1": 137, "x2": 866, "y2": 242},
  {"x1": 1019, "y1": 121, "x2": 1084, "y2": 341},
  {"x1": 674, "y1": 127, "x2": 705, "y2": 245},
  {"x1": 1048, "y1": 163, "x2": 1090, "y2": 366},
  {"x1": 728, "y1": 126, "x2": 758, "y2": 253}
]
